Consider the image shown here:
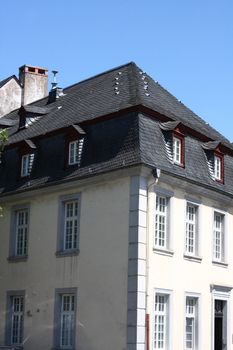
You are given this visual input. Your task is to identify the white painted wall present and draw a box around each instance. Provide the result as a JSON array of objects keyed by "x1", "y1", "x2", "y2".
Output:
[
  {"x1": 0, "y1": 79, "x2": 21, "y2": 117},
  {"x1": 147, "y1": 176, "x2": 233, "y2": 350},
  {"x1": 0, "y1": 176, "x2": 130, "y2": 350}
]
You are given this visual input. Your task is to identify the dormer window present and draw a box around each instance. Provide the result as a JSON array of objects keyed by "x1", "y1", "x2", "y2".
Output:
[
  {"x1": 172, "y1": 132, "x2": 185, "y2": 166},
  {"x1": 18, "y1": 105, "x2": 49, "y2": 130},
  {"x1": 21, "y1": 153, "x2": 34, "y2": 177},
  {"x1": 68, "y1": 139, "x2": 84, "y2": 166},
  {"x1": 18, "y1": 139, "x2": 36, "y2": 178},
  {"x1": 65, "y1": 124, "x2": 86, "y2": 168},
  {"x1": 202, "y1": 141, "x2": 224, "y2": 183},
  {"x1": 160, "y1": 121, "x2": 185, "y2": 167},
  {"x1": 173, "y1": 136, "x2": 182, "y2": 164},
  {"x1": 214, "y1": 155, "x2": 222, "y2": 180}
]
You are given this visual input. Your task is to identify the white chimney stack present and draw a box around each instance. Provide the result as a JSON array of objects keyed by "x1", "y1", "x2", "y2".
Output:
[{"x1": 19, "y1": 64, "x2": 48, "y2": 105}]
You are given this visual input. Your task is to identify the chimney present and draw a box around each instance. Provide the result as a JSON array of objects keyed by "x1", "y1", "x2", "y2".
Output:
[
  {"x1": 19, "y1": 65, "x2": 48, "y2": 105},
  {"x1": 48, "y1": 70, "x2": 65, "y2": 103}
]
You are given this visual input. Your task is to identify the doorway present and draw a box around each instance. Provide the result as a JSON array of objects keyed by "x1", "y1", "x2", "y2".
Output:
[{"x1": 214, "y1": 300, "x2": 226, "y2": 350}]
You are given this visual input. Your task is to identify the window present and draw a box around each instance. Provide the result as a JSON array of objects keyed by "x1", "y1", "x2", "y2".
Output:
[
  {"x1": 64, "y1": 201, "x2": 78, "y2": 250},
  {"x1": 5, "y1": 291, "x2": 25, "y2": 347},
  {"x1": 214, "y1": 154, "x2": 223, "y2": 181},
  {"x1": 213, "y1": 212, "x2": 225, "y2": 262},
  {"x1": 54, "y1": 288, "x2": 77, "y2": 350},
  {"x1": 57, "y1": 194, "x2": 81, "y2": 255},
  {"x1": 160, "y1": 121, "x2": 185, "y2": 166},
  {"x1": 15, "y1": 209, "x2": 28, "y2": 256},
  {"x1": 68, "y1": 139, "x2": 84, "y2": 166},
  {"x1": 60, "y1": 294, "x2": 75, "y2": 348},
  {"x1": 214, "y1": 155, "x2": 221, "y2": 180},
  {"x1": 9, "y1": 205, "x2": 29, "y2": 260},
  {"x1": 202, "y1": 142, "x2": 224, "y2": 183},
  {"x1": 173, "y1": 136, "x2": 181, "y2": 164},
  {"x1": 185, "y1": 204, "x2": 198, "y2": 256},
  {"x1": 185, "y1": 297, "x2": 198, "y2": 350},
  {"x1": 21, "y1": 153, "x2": 34, "y2": 177},
  {"x1": 11, "y1": 296, "x2": 24, "y2": 346},
  {"x1": 154, "y1": 292, "x2": 170, "y2": 349},
  {"x1": 155, "y1": 195, "x2": 169, "y2": 249}
]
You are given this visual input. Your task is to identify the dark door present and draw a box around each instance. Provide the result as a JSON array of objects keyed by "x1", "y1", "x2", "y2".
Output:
[
  {"x1": 215, "y1": 300, "x2": 224, "y2": 350},
  {"x1": 215, "y1": 316, "x2": 223, "y2": 350}
]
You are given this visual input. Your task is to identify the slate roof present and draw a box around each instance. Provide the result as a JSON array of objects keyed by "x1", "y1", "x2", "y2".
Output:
[
  {"x1": 4, "y1": 62, "x2": 232, "y2": 147},
  {"x1": 1, "y1": 62, "x2": 233, "y2": 198}
]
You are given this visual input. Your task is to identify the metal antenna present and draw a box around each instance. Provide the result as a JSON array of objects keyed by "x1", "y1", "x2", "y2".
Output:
[{"x1": 51, "y1": 70, "x2": 58, "y2": 90}]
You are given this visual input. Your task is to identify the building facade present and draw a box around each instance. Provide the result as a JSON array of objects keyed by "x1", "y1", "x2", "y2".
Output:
[{"x1": 0, "y1": 63, "x2": 233, "y2": 350}]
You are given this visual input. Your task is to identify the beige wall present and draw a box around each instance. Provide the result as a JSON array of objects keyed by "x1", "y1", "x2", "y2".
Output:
[
  {"x1": 0, "y1": 79, "x2": 21, "y2": 117},
  {"x1": 0, "y1": 176, "x2": 130, "y2": 350},
  {"x1": 147, "y1": 177, "x2": 233, "y2": 350}
]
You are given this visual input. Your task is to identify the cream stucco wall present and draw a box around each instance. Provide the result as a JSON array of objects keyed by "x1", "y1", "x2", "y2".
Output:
[
  {"x1": 0, "y1": 79, "x2": 21, "y2": 117},
  {"x1": 147, "y1": 175, "x2": 233, "y2": 350},
  {"x1": 0, "y1": 175, "x2": 130, "y2": 350}
]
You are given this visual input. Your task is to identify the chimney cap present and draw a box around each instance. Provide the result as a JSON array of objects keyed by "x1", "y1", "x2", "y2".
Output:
[{"x1": 19, "y1": 64, "x2": 48, "y2": 75}]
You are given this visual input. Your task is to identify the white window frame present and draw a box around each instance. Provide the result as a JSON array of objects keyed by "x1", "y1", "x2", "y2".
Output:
[
  {"x1": 15, "y1": 209, "x2": 29, "y2": 256},
  {"x1": 21, "y1": 153, "x2": 34, "y2": 177},
  {"x1": 153, "y1": 289, "x2": 172, "y2": 350},
  {"x1": 60, "y1": 294, "x2": 75, "y2": 349},
  {"x1": 184, "y1": 294, "x2": 200, "y2": 350},
  {"x1": 185, "y1": 203, "x2": 198, "y2": 257},
  {"x1": 64, "y1": 200, "x2": 79, "y2": 251},
  {"x1": 68, "y1": 139, "x2": 84, "y2": 166},
  {"x1": 57, "y1": 194, "x2": 81, "y2": 255},
  {"x1": 213, "y1": 211, "x2": 225, "y2": 263},
  {"x1": 54, "y1": 288, "x2": 77, "y2": 350},
  {"x1": 11, "y1": 295, "x2": 24, "y2": 346},
  {"x1": 155, "y1": 195, "x2": 169, "y2": 250},
  {"x1": 173, "y1": 136, "x2": 182, "y2": 164},
  {"x1": 214, "y1": 155, "x2": 222, "y2": 181}
]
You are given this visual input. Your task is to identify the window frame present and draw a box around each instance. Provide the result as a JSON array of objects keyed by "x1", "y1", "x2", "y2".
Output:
[
  {"x1": 20, "y1": 153, "x2": 35, "y2": 177},
  {"x1": 213, "y1": 210, "x2": 226, "y2": 264},
  {"x1": 155, "y1": 195, "x2": 168, "y2": 249},
  {"x1": 154, "y1": 188, "x2": 174, "y2": 254},
  {"x1": 185, "y1": 202, "x2": 199, "y2": 257},
  {"x1": 172, "y1": 131, "x2": 185, "y2": 166},
  {"x1": 184, "y1": 293, "x2": 200, "y2": 350},
  {"x1": 53, "y1": 288, "x2": 78, "y2": 350},
  {"x1": 57, "y1": 193, "x2": 81, "y2": 256},
  {"x1": 68, "y1": 139, "x2": 84, "y2": 166},
  {"x1": 153, "y1": 289, "x2": 172, "y2": 350},
  {"x1": 214, "y1": 152, "x2": 224, "y2": 183},
  {"x1": 5, "y1": 290, "x2": 25, "y2": 348},
  {"x1": 9, "y1": 204, "x2": 30, "y2": 261}
]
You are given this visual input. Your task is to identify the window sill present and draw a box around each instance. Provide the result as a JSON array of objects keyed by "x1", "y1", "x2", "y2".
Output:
[
  {"x1": 68, "y1": 162, "x2": 79, "y2": 166},
  {"x1": 7, "y1": 255, "x2": 28, "y2": 263},
  {"x1": 56, "y1": 249, "x2": 79, "y2": 258},
  {"x1": 173, "y1": 161, "x2": 185, "y2": 168},
  {"x1": 153, "y1": 248, "x2": 174, "y2": 257},
  {"x1": 183, "y1": 254, "x2": 202, "y2": 263},
  {"x1": 212, "y1": 260, "x2": 228, "y2": 268}
]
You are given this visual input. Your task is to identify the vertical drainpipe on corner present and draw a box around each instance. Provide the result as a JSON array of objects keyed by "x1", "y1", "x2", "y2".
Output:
[{"x1": 146, "y1": 168, "x2": 161, "y2": 350}]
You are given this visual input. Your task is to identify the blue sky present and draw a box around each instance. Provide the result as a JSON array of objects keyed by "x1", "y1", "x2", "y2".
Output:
[{"x1": 1, "y1": 0, "x2": 233, "y2": 140}]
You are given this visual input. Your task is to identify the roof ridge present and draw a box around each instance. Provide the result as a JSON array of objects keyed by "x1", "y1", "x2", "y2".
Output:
[
  {"x1": 64, "y1": 61, "x2": 137, "y2": 93},
  {"x1": 129, "y1": 62, "x2": 144, "y2": 105}
]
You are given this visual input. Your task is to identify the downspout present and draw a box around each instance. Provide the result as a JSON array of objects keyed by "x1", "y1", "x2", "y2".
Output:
[{"x1": 146, "y1": 168, "x2": 161, "y2": 350}]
